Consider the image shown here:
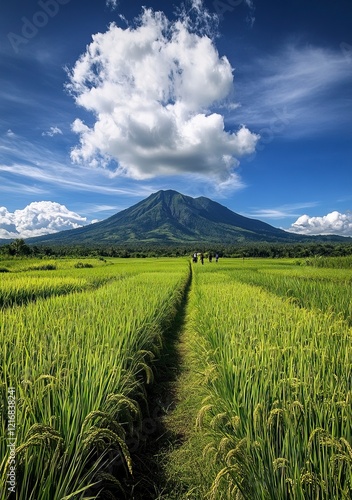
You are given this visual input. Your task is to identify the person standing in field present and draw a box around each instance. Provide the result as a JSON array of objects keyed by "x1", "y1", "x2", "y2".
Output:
[
  {"x1": 193, "y1": 252, "x2": 198, "y2": 263},
  {"x1": 200, "y1": 253, "x2": 204, "y2": 265},
  {"x1": 208, "y1": 252, "x2": 213, "y2": 263},
  {"x1": 215, "y1": 253, "x2": 219, "y2": 263}
]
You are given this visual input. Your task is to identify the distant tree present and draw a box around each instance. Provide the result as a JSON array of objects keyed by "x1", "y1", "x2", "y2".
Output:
[{"x1": 8, "y1": 239, "x2": 31, "y2": 256}]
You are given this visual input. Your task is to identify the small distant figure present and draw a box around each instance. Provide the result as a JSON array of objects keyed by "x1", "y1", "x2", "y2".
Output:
[
  {"x1": 192, "y1": 252, "x2": 198, "y2": 263},
  {"x1": 215, "y1": 253, "x2": 219, "y2": 263},
  {"x1": 208, "y1": 252, "x2": 212, "y2": 263},
  {"x1": 200, "y1": 253, "x2": 204, "y2": 265}
]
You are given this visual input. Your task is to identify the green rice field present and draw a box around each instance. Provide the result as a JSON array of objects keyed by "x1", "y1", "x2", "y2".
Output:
[{"x1": 1, "y1": 256, "x2": 351, "y2": 499}]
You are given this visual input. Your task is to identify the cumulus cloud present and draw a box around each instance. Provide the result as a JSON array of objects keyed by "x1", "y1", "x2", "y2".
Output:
[
  {"x1": 288, "y1": 211, "x2": 352, "y2": 237},
  {"x1": 42, "y1": 126, "x2": 63, "y2": 137},
  {"x1": 0, "y1": 202, "x2": 88, "y2": 239},
  {"x1": 66, "y1": 5, "x2": 258, "y2": 184}
]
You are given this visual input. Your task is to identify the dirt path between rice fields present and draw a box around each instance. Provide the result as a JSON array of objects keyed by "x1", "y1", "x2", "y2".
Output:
[{"x1": 127, "y1": 264, "x2": 207, "y2": 499}]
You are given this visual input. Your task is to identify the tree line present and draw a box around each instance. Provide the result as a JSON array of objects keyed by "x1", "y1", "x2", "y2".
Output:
[{"x1": 1, "y1": 239, "x2": 352, "y2": 259}]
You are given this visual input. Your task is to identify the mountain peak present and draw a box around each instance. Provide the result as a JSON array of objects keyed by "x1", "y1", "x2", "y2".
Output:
[
  {"x1": 28, "y1": 190, "x2": 298, "y2": 245},
  {"x1": 149, "y1": 189, "x2": 180, "y2": 200}
]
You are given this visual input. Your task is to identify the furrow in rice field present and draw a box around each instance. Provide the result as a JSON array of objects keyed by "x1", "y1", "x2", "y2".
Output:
[{"x1": 125, "y1": 261, "x2": 195, "y2": 499}]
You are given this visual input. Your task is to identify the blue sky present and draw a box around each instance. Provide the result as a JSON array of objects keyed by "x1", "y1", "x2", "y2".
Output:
[{"x1": 1, "y1": 0, "x2": 352, "y2": 239}]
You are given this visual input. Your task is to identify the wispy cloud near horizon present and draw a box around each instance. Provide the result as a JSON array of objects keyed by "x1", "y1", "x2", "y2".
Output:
[{"x1": 245, "y1": 201, "x2": 320, "y2": 220}]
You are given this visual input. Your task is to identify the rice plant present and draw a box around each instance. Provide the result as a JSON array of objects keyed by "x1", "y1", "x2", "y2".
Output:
[
  {"x1": 188, "y1": 262, "x2": 352, "y2": 499},
  {"x1": 0, "y1": 258, "x2": 142, "y2": 308},
  {"x1": 0, "y1": 259, "x2": 190, "y2": 499},
  {"x1": 213, "y1": 259, "x2": 352, "y2": 325}
]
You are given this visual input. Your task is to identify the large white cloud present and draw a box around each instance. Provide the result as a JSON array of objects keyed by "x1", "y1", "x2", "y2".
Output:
[
  {"x1": 288, "y1": 211, "x2": 352, "y2": 237},
  {"x1": 66, "y1": 6, "x2": 259, "y2": 183},
  {"x1": 0, "y1": 202, "x2": 88, "y2": 239}
]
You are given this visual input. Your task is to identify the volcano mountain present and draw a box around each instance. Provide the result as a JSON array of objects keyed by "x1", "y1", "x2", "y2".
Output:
[{"x1": 26, "y1": 190, "x2": 304, "y2": 246}]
